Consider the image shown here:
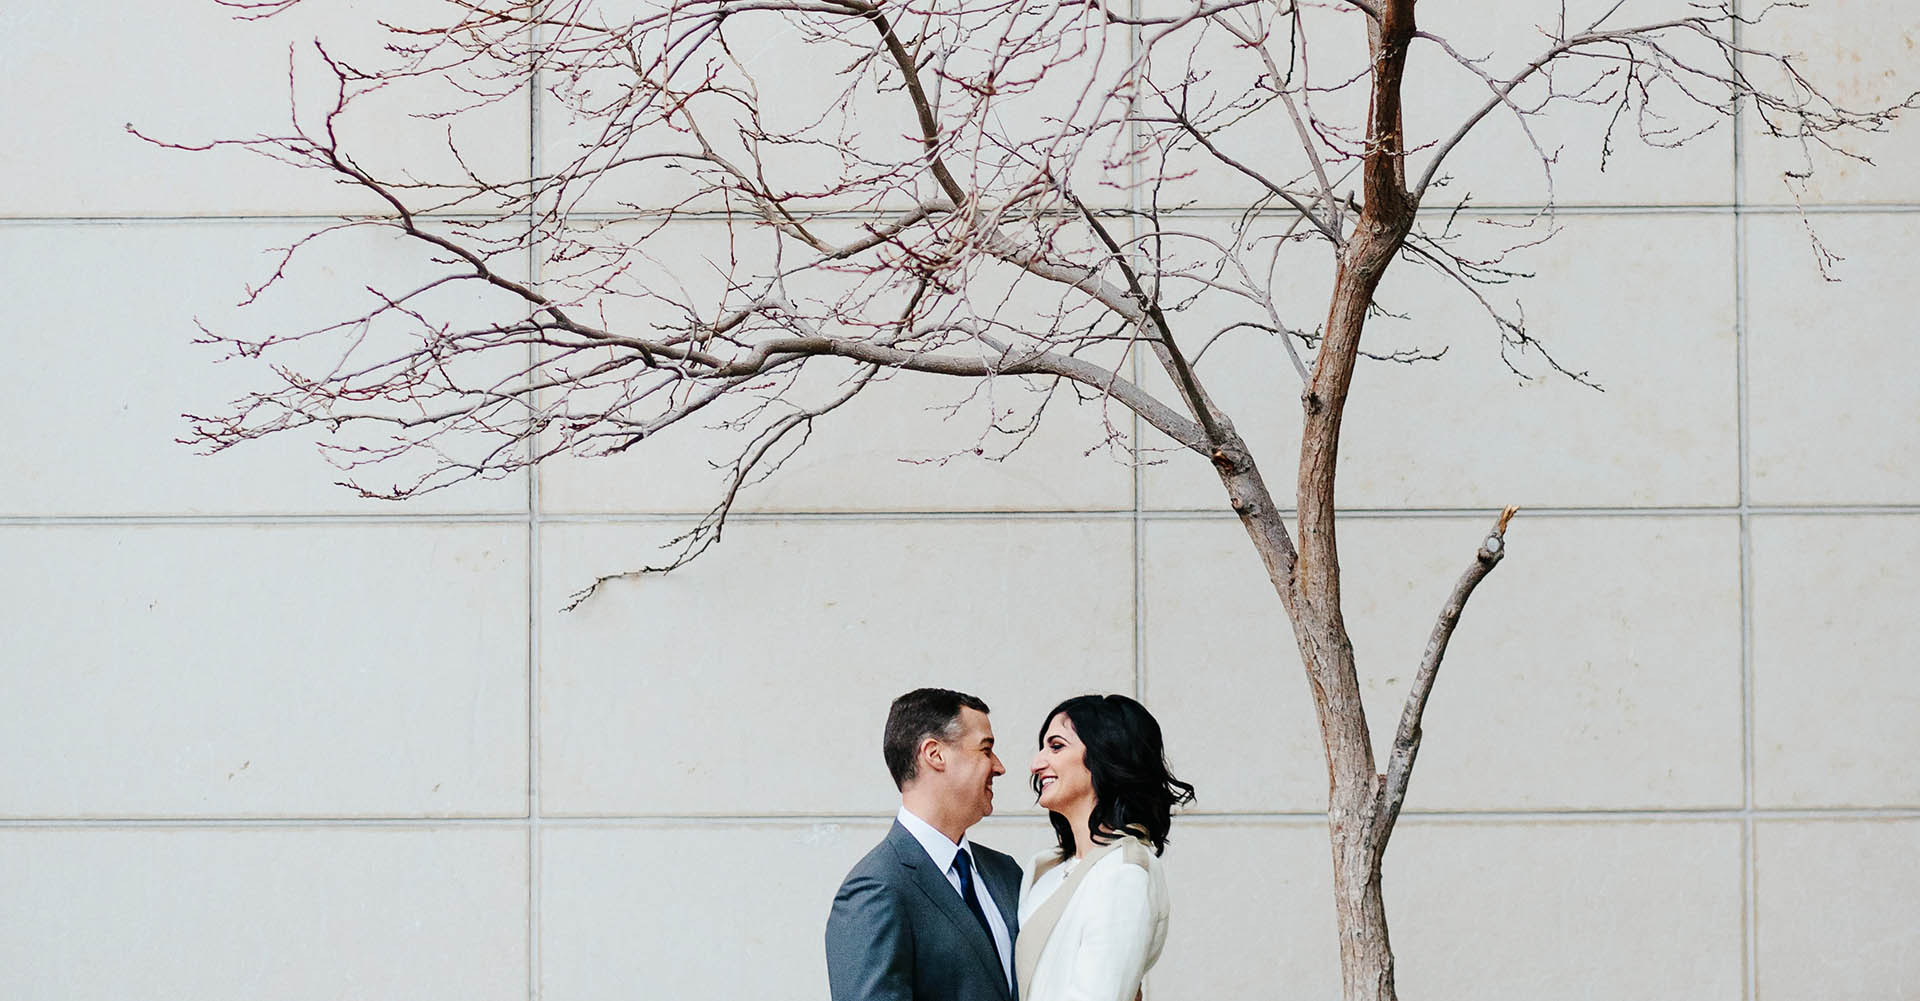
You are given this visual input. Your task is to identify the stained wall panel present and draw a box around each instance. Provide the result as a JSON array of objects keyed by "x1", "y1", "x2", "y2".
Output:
[
  {"x1": 531, "y1": 220, "x2": 1135, "y2": 515},
  {"x1": 1389, "y1": 820, "x2": 1745, "y2": 1000},
  {"x1": 1158, "y1": 819, "x2": 1743, "y2": 1001},
  {"x1": 1752, "y1": 514, "x2": 1920, "y2": 808},
  {"x1": 1747, "y1": 214, "x2": 1920, "y2": 506},
  {"x1": 538, "y1": 518, "x2": 1135, "y2": 816},
  {"x1": 0, "y1": 0, "x2": 529, "y2": 218},
  {"x1": 1145, "y1": 515, "x2": 1743, "y2": 813},
  {"x1": 1140, "y1": 214, "x2": 1738, "y2": 510},
  {"x1": 540, "y1": 822, "x2": 887, "y2": 1001},
  {"x1": 0, "y1": 523, "x2": 529, "y2": 818},
  {"x1": 1741, "y1": 1, "x2": 1920, "y2": 205},
  {"x1": 1755, "y1": 819, "x2": 1920, "y2": 1001},
  {"x1": 0, "y1": 827, "x2": 528, "y2": 1001},
  {"x1": 0, "y1": 222, "x2": 530, "y2": 517}
]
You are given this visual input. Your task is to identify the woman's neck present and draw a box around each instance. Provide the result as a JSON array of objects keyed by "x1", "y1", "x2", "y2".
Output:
[{"x1": 1066, "y1": 804, "x2": 1097, "y2": 860}]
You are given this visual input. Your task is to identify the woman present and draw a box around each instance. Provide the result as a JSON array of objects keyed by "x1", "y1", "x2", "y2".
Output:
[{"x1": 1016, "y1": 694, "x2": 1195, "y2": 1001}]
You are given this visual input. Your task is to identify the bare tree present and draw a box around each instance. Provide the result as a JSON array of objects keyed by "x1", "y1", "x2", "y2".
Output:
[{"x1": 144, "y1": 1, "x2": 1906, "y2": 997}]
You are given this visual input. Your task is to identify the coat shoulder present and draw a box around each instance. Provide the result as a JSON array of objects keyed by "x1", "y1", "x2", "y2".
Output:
[
  {"x1": 970, "y1": 839, "x2": 1023, "y2": 882},
  {"x1": 838, "y1": 833, "x2": 906, "y2": 887}
]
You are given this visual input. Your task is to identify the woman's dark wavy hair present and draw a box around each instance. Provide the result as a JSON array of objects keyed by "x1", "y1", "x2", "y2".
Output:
[{"x1": 1032, "y1": 693, "x2": 1195, "y2": 858}]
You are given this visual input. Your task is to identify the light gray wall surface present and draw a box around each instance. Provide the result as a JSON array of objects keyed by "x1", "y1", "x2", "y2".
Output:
[{"x1": 3, "y1": 2, "x2": 1917, "y2": 999}]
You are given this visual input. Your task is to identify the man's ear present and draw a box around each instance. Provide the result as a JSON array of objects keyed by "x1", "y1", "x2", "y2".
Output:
[{"x1": 919, "y1": 736, "x2": 945, "y2": 774}]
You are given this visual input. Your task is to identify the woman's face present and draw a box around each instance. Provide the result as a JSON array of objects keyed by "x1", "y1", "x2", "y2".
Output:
[{"x1": 1031, "y1": 712, "x2": 1094, "y2": 815}]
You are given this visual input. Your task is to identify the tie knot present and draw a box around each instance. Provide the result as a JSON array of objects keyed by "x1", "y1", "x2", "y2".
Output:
[{"x1": 952, "y1": 847, "x2": 973, "y2": 878}]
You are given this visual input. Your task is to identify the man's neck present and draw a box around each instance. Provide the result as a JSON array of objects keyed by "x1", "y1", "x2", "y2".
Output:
[{"x1": 899, "y1": 793, "x2": 969, "y2": 845}]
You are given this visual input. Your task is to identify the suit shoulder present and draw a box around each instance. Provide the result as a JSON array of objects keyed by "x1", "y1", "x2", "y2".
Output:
[
  {"x1": 967, "y1": 833, "x2": 1013, "y2": 864},
  {"x1": 969, "y1": 839, "x2": 1017, "y2": 866},
  {"x1": 829, "y1": 843, "x2": 907, "y2": 926},
  {"x1": 970, "y1": 840, "x2": 1023, "y2": 879},
  {"x1": 837, "y1": 836, "x2": 905, "y2": 887}
]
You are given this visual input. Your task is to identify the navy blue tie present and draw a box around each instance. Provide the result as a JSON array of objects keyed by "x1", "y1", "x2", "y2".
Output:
[{"x1": 952, "y1": 848, "x2": 1001, "y2": 965}]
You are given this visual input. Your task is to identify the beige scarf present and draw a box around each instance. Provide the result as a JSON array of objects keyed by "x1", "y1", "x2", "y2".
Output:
[{"x1": 1014, "y1": 836, "x2": 1152, "y2": 1001}]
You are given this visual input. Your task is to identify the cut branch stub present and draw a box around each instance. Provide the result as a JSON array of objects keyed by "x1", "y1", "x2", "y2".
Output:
[{"x1": 1370, "y1": 505, "x2": 1520, "y2": 851}]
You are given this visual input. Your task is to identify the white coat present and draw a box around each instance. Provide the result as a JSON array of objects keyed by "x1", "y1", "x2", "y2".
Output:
[{"x1": 1013, "y1": 836, "x2": 1170, "y2": 1001}]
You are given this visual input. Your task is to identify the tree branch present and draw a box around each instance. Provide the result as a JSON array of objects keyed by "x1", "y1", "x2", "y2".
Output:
[
  {"x1": 1370, "y1": 505, "x2": 1519, "y2": 849},
  {"x1": 1067, "y1": 194, "x2": 1230, "y2": 449}
]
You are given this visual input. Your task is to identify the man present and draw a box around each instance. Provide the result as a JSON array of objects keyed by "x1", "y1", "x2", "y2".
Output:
[{"x1": 826, "y1": 688, "x2": 1023, "y2": 1001}]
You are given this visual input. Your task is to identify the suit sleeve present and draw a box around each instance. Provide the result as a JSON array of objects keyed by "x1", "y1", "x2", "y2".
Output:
[
  {"x1": 825, "y1": 873, "x2": 914, "y2": 1001},
  {"x1": 1057, "y1": 862, "x2": 1156, "y2": 1001}
]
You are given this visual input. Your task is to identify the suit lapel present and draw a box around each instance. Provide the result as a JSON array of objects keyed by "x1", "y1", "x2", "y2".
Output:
[{"x1": 885, "y1": 822, "x2": 1010, "y2": 1000}]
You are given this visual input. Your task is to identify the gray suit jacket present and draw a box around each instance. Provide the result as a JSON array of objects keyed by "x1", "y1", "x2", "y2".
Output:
[{"x1": 826, "y1": 821, "x2": 1023, "y2": 1001}]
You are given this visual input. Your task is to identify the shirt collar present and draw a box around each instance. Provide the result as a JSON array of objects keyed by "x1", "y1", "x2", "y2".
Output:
[{"x1": 897, "y1": 804, "x2": 973, "y2": 870}]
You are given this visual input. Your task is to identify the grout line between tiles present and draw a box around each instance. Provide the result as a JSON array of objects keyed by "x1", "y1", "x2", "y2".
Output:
[
  {"x1": 526, "y1": 31, "x2": 546, "y2": 1000},
  {"x1": 6, "y1": 202, "x2": 1920, "y2": 227},
  {"x1": 7, "y1": 504, "x2": 1918, "y2": 528},
  {"x1": 10, "y1": 805, "x2": 1917, "y2": 829},
  {"x1": 1731, "y1": 6, "x2": 1761, "y2": 997},
  {"x1": 1129, "y1": 0, "x2": 1149, "y2": 710}
]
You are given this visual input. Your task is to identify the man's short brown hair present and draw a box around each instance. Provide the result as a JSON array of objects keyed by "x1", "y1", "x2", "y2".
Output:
[{"x1": 883, "y1": 688, "x2": 990, "y2": 789}]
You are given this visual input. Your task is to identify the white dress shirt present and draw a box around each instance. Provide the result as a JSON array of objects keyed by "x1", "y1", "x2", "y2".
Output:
[{"x1": 896, "y1": 806, "x2": 1015, "y2": 990}]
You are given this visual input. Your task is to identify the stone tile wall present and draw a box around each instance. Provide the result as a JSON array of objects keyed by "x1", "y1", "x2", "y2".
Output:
[{"x1": 2, "y1": 2, "x2": 1915, "y2": 999}]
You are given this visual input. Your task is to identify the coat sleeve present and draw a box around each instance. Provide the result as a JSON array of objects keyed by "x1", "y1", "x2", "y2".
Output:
[
  {"x1": 825, "y1": 873, "x2": 914, "y2": 1001},
  {"x1": 1055, "y1": 862, "x2": 1156, "y2": 1001}
]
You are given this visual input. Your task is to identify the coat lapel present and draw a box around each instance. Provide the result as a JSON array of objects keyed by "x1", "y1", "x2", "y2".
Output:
[
  {"x1": 885, "y1": 822, "x2": 1010, "y2": 1000},
  {"x1": 1011, "y1": 838, "x2": 1127, "y2": 996}
]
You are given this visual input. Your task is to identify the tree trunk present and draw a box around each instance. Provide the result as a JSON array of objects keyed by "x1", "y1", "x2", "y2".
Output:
[
  {"x1": 1295, "y1": 592, "x2": 1397, "y2": 1001},
  {"x1": 1211, "y1": 442, "x2": 1402, "y2": 1001},
  {"x1": 1282, "y1": 0, "x2": 1423, "y2": 993},
  {"x1": 1332, "y1": 833, "x2": 1396, "y2": 1001}
]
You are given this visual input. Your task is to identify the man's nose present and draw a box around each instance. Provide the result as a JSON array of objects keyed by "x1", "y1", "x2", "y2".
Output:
[{"x1": 990, "y1": 753, "x2": 1005, "y2": 775}]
